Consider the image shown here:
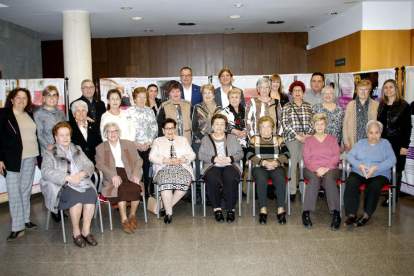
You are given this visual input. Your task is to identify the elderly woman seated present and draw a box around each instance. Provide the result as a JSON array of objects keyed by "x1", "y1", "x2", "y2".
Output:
[
  {"x1": 40, "y1": 122, "x2": 98, "y2": 248},
  {"x1": 199, "y1": 114, "x2": 244, "y2": 223},
  {"x1": 149, "y1": 118, "x2": 196, "y2": 224},
  {"x1": 302, "y1": 113, "x2": 341, "y2": 230},
  {"x1": 246, "y1": 116, "x2": 291, "y2": 225},
  {"x1": 95, "y1": 122, "x2": 144, "y2": 234},
  {"x1": 344, "y1": 120, "x2": 396, "y2": 227}
]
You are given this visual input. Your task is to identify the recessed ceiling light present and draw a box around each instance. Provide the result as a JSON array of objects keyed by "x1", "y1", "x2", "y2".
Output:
[
  {"x1": 328, "y1": 12, "x2": 338, "y2": 15},
  {"x1": 305, "y1": 25, "x2": 315, "y2": 28},
  {"x1": 145, "y1": 30, "x2": 153, "y2": 32},
  {"x1": 234, "y1": 4, "x2": 243, "y2": 8},
  {"x1": 131, "y1": 17, "x2": 142, "y2": 20},
  {"x1": 225, "y1": 28, "x2": 235, "y2": 30},
  {"x1": 178, "y1": 22, "x2": 196, "y2": 26},
  {"x1": 121, "y1": 7, "x2": 132, "y2": 10},
  {"x1": 345, "y1": 1, "x2": 356, "y2": 4},
  {"x1": 230, "y1": 15, "x2": 241, "y2": 19},
  {"x1": 267, "y1": 21, "x2": 285, "y2": 24}
]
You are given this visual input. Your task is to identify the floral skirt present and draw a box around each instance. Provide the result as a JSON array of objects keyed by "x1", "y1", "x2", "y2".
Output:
[{"x1": 155, "y1": 165, "x2": 191, "y2": 192}]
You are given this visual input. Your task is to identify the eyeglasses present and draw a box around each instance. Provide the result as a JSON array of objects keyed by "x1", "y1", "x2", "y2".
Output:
[
  {"x1": 259, "y1": 86, "x2": 270, "y2": 90},
  {"x1": 107, "y1": 130, "x2": 119, "y2": 134},
  {"x1": 293, "y1": 89, "x2": 303, "y2": 93},
  {"x1": 260, "y1": 125, "x2": 272, "y2": 129},
  {"x1": 46, "y1": 94, "x2": 58, "y2": 98},
  {"x1": 203, "y1": 91, "x2": 214, "y2": 95},
  {"x1": 109, "y1": 97, "x2": 120, "y2": 101},
  {"x1": 82, "y1": 86, "x2": 95, "y2": 90},
  {"x1": 163, "y1": 127, "x2": 176, "y2": 131},
  {"x1": 180, "y1": 74, "x2": 192, "y2": 78}
]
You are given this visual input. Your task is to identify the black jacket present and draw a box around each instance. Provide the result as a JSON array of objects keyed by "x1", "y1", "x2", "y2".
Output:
[
  {"x1": 69, "y1": 120, "x2": 102, "y2": 165},
  {"x1": 69, "y1": 95, "x2": 106, "y2": 133},
  {"x1": 0, "y1": 108, "x2": 39, "y2": 172},
  {"x1": 378, "y1": 100, "x2": 412, "y2": 148}
]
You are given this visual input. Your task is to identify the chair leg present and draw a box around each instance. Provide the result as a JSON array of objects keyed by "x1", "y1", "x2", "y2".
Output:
[
  {"x1": 60, "y1": 210, "x2": 66, "y2": 244},
  {"x1": 203, "y1": 183, "x2": 206, "y2": 218},
  {"x1": 339, "y1": 183, "x2": 342, "y2": 218},
  {"x1": 94, "y1": 196, "x2": 99, "y2": 219},
  {"x1": 239, "y1": 181, "x2": 242, "y2": 217},
  {"x1": 388, "y1": 189, "x2": 392, "y2": 227},
  {"x1": 155, "y1": 184, "x2": 160, "y2": 219},
  {"x1": 45, "y1": 210, "x2": 51, "y2": 231},
  {"x1": 252, "y1": 183, "x2": 256, "y2": 217},
  {"x1": 302, "y1": 184, "x2": 306, "y2": 212},
  {"x1": 287, "y1": 181, "x2": 290, "y2": 216},
  {"x1": 108, "y1": 203, "x2": 113, "y2": 231},
  {"x1": 247, "y1": 182, "x2": 250, "y2": 205},
  {"x1": 191, "y1": 184, "x2": 195, "y2": 218},
  {"x1": 98, "y1": 200, "x2": 103, "y2": 233},
  {"x1": 142, "y1": 196, "x2": 148, "y2": 223},
  {"x1": 392, "y1": 186, "x2": 396, "y2": 214}
]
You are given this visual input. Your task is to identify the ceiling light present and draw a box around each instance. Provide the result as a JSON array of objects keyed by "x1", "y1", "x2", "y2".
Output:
[
  {"x1": 225, "y1": 28, "x2": 235, "y2": 30},
  {"x1": 234, "y1": 4, "x2": 243, "y2": 8},
  {"x1": 305, "y1": 25, "x2": 314, "y2": 28},
  {"x1": 145, "y1": 30, "x2": 153, "y2": 32},
  {"x1": 178, "y1": 22, "x2": 196, "y2": 26},
  {"x1": 328, "y1": 12, "x2": 338, "y2": 15},
  {"x1": 345, "y1": 1, "x2": 356, "y2": 4},
  {"x1": 131, "y1": 17, "x2": 142, "y2": 20},
  {"x1": 230, "y1": 15, "x2": 241, "y2": 19},
  {"x1": 121, "y1": 7, "x2": 132, "y2": 10},
  {"x1": 267, "y1": 21, "x2": 285, "y2": 24}
]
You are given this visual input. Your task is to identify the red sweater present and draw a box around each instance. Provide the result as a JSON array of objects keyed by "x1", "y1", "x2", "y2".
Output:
[{"x1": 303, "y1": 134, "x2": 340, "y2": 172}]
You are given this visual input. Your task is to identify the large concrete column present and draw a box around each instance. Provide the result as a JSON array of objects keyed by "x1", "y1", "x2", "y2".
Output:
[{"x1": 63, "y1": 11, "x2": 92, "y2": 102}]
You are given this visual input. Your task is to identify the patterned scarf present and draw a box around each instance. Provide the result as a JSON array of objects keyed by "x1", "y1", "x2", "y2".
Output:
[
  {"x1": 175, "y1": 104, "x2": 183, "y2": 137},
  {"x1": 353, "y1": 95, "x2": 372, "y2": 144}
]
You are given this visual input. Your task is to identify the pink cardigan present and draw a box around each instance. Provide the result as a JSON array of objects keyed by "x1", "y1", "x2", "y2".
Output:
[{"x1": 303, "y1": 134, "x2": 340, "y2": 172}]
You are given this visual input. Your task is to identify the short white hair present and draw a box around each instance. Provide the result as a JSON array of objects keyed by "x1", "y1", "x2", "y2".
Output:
[
  {"x1": 256, "y1": 78, "x2": 271, "y2": 91},
  {"x1": 103, "y1": 122, "x2": 122, "y2": 138},
  {"x1": 321, "y1": 86, "x2": 334, "y2": 97},
  {"x1": 366, "y1": 120, "x2": 383, "y2": 133},
  {"x1": 71, "y1": 100, "x2": 88, "y2": 114}
]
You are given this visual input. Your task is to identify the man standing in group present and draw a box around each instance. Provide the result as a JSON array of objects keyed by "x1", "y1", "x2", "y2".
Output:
[
  {"x1": 179, "y1": 67, "x2": 203, "y2": 106},
  {"x1": 303, "y1": 72, "x2": 339, "y2": 106},
  {"x1": 69, "y1": 79, "x2": 106, "y2": 131}
]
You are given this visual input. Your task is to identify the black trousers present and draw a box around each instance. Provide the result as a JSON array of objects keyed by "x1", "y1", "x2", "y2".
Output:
[
  {"x1": 202, "y1": 166, "x2": 240, "y2": 210},
  {"x1": 252, "y1": 166, "x2": 286, "y2": 209},
  {"x1": 138, "y1": 148, "x2": 152, "y2": 198},
  {"x1": 344, "y1": 172, "x2": 389, "y2": 217}
]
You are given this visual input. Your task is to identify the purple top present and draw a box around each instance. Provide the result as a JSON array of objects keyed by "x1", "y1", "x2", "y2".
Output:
[{"x1": 303, "y1": 134, "x2": 340, "y2": 172}]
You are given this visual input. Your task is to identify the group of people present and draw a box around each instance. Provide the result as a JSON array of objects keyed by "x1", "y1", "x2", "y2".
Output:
[{"x1": 0, "y1": 67, "x2": 410, "y2": 247}]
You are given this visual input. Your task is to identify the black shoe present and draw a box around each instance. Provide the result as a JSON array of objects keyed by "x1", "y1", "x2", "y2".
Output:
[
  {"x1": 268, "y1": 192, "x2": 276, "y2": 201},
  {"x1": 302, "y1": 211, "x2": 312, "y2": 229},
  {"x1": 290, "y1": 194, "x2": 296, "y2": 202},
  {"x1": 318, "y1": 191, "x2": 325, "y2": 199},
  {"x1": 159, "y1": 208, "x2": 166, "y2": 217},
  {"x1": 226, "y1": 210, "x2": 235, "y2": 223},
  {"x1": 7, "y1": 230, "x2": 25, "y2": 242},
  {"x1": 242, "y1": 191, "x2": 247, "y2": 198},
  {"x1": 259, "y1": 213, "x2": 267, "y2": 225},
  {"x1": 381, "y1": 198, "x2": 389, "y2": 207},
  {"x1": 354, "y1": 215, "x2": 369, "y2": 227},
  {"x1": 164, "y1": 214, "x2": 172, "y2": 224},
  {"x1": 331, "y1": 211, "x2": 341, "y2": 231},
  {"x1": 343, "y1": 216, "x2": 357, "y2": 226},
  {"x1": 25, "y1": 222, "x2": 37, "y2": 229},
  {"x1": 277, "y1": 212, "x2": 286, "y2": 225},
  {"x1": 214, "y1": 210, "x2": 224, "y2": 223},
  {"x1": 51, "y1": 212, "x2": 61, "y2": 223}
]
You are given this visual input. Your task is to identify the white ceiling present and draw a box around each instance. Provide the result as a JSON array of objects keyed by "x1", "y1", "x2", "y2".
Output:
[{"x1": 0, "y1": 0, "x2": 406, "y2": 41}]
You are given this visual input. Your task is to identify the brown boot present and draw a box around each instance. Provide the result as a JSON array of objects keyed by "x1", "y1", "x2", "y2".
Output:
[
  {"x1": 129, "y1": 217, "x2": 140, "y2": 229},
  {"x1": 121, "y1": 219, "x2": 134, "y2": 234}
]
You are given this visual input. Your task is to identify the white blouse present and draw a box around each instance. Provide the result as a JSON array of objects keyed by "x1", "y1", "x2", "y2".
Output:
[
  {"x1": 109, "y1": 139, "x2": 124, "y2": 168},
  {"x1": 100, "y1": 109, "x2": 136, "y2": 142}
]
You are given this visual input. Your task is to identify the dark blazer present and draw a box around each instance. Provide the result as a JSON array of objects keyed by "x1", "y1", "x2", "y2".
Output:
[
  {"x1": 69, "y1": 120, "x2": 102, "y2": 164},
  {"x1": 69, "y1": 95, "x2": 106, "y2": 132},
  {"x1": 214, "y1": 86, "x2": 246, "y2": 107},
  {"x1": 0, "y1": 107, "x2": 38, "y2": 172},
  {"x1": 180, "y1": 83, "x2": 203, "y2": 106}
]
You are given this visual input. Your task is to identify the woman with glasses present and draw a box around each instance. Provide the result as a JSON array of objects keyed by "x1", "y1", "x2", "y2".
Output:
[
  {"x1": 34, "y1": 86, "x2": 67, "y2": 162},
  {"x1": 192, "y1": 84, "x2": 222, "y2": 184},
  {"x1": 246, "y1": 78, "x2": 282, "y2": 140},
  {"x1": 149, "y1": 118, "x2": 196, "y2": 224},
  {"x1": 100, "y1": 89, "x2": 135, "y2": 142}
]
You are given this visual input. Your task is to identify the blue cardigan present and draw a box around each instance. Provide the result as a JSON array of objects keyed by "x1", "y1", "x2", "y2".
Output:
[{"x1": 346, "y1": 138, "x2": 396, "y2": 180}]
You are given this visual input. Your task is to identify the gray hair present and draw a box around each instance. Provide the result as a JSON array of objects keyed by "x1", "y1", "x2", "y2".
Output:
[
  {"x1": 321, "y1": 86, "x2": 335, "y2": 98},
  {"x1": 256, "y1": 77, "x2": 271, "y2": 91},
  {"x1": 71, "y1": 100, "x2": 88, "y2": 114},
  {"x1": 103, "y1": 122, "x2": 122, "y2": 138},
  {"x1": 81, "y1": 79, "x2": 93, "y2": 88},
  {"x1": 365, "y1": 120, "x2": 383, "y2": 133}
]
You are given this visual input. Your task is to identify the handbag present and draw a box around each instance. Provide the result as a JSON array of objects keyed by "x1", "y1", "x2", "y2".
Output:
[{"x1": 147, "y1": 193, "x2": 164, "y2": 215}]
